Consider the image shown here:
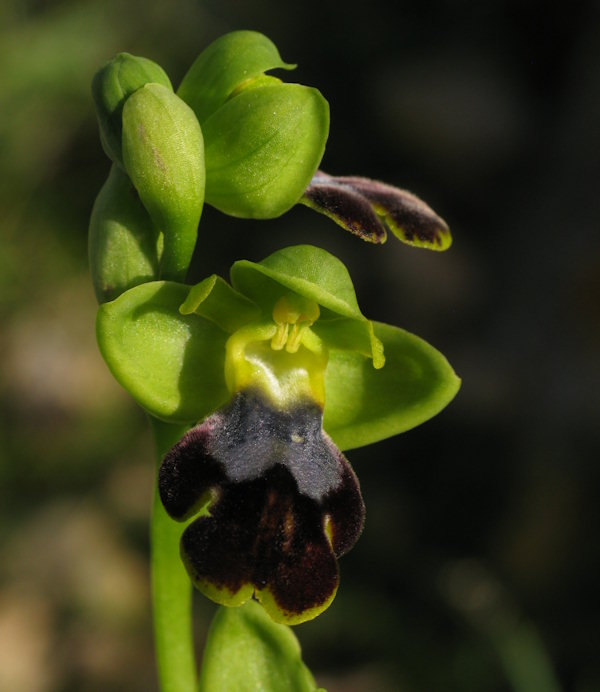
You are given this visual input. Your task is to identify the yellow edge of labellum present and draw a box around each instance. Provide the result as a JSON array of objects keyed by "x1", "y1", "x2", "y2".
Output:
[
  {"x1": 190, "y1": 576, "x2": 255, "y2": 609},
  {"x1": 254, "y1": 583, "x2": 338, "y2": 626}
]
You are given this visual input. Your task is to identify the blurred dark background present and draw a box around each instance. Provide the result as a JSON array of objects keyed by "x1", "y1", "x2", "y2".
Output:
[{"x1": 1, "y1": 0, "x2": 599, "y2": 690}]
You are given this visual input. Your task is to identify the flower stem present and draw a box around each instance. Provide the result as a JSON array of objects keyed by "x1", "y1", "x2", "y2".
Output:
[{"x1": 150, "y1": 417, "x2": 197, "y2": 692}]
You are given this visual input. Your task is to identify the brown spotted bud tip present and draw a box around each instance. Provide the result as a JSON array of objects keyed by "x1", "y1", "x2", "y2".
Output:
[
  {"x1": 302, "y1": 170, "x2": 452, "y2": 250},
  {"x1": 158, "y1": 388, "x2": 365, "y2": 625}
]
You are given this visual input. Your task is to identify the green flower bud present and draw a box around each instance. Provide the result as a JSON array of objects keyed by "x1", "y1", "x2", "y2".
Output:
[
  {"x1": 122, "y1": 83, "x2": 205, "y2": 282},
  {"x1": 202, "y1": 81, "x2": 329, "y2": 218},
  {"x1": 177, "y1": 31, "x2": 329, "y2": 219},
  {"x1": 91, "y1": 53, "x2": 173, "y2": 166},
  {"x1": 88, "y1": 164, "x2": 159, "y2": 303}
]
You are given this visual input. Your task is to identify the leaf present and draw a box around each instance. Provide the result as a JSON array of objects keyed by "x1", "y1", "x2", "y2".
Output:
[
  {"x1": 323, "y1": 321, "x2": 460, "y2": 450},
  {"x1": 96, "y1": 281, "x2": 229, "y2": 422},
  {"x1": 203, "y1": 83, "x2": 329, "y2": 218},
  {"x1": 198, "y1": 601, "x2": 322, "y2": 692},
  {"x1": 122, "y1": 84, "x2": 205, "y2": 281},
  {"x1": 230, "y1": 245, "x2": 363, "y2": 319},
  {"x1": 177, "y1": 30, "x2": 295, "y2": 124}
]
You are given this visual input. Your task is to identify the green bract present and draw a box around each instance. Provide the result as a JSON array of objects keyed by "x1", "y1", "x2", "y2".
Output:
[
  {"x1": 92, "y1": 52, "x2": 173, "y2": 167},
  {"x1": 177, "y1": 31, "x2": 329, "y2": 219},
  {"x1": 88, "y1": 164, "x2": 159, "y2": 303},
  {"x1": 198, "y1": 601, "x2": 320, "y2": 692},
  {"x1": 96, "y1": 245, "x2": 459, "y2": 450},
  {"x1": 122, "y1": 84, "x2": 205, "y2": 281}
]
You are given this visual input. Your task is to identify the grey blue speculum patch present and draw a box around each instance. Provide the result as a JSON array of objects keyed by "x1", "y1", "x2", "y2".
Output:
[{"x1": 159, "y1": 388, "x2": 365, "y2": 620}]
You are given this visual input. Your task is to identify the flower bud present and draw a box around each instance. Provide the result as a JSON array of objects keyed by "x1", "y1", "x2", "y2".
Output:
[
  {"x1": 177, "y1": 31, "x2": 329, "y2": 219},
  {"x1": 122, "y1": 83, "x2": 205, "y2": 281},
  {"x1": 91, "y1": 53, "x2": 173, "y2": 166},
  {"x1": 88, "y1": 165, "x2": 159, "y2": 303}
]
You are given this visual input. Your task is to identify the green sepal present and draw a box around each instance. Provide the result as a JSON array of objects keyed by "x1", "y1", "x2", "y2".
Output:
[
  {"x1": 177, "y1": 30, "x2": 295, "y2": 124},
  {"x1": 198, "y1": 601, "x2": 322, "y2": 692},
  {"x1": 179, "y1": 274, "x2": 261, "y2": 333},
  {"x1": 91, "y1": 52, "x2": 173, "y2": 166},
  {"x1": 96, "y1": 281, "x2": 228, "y2": 422},
  {"x1": 121, "y1": 83, "x2": 205, "y2": 282},
  {"x1": 231, "y1": 245, "x2": 384, "y2": 364},
  {"x1": 88, "y1": 164, "x2": 159, "y2": 303},
  {"x1": 323, "y1": 321, "x2": 461, "y2": 451},
  {"x1": 202, "y1": 82, "x2": 329, "y2": 218},
  {"x1": 231, "y1": 245, "x2": 363, "y2": 319}
]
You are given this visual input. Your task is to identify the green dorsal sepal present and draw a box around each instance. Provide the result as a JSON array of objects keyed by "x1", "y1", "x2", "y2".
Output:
[{"x1": 177, "y1": 30, "x2": 295, "y2": 124}]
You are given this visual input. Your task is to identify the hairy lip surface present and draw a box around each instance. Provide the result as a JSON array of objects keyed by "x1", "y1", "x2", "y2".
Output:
[{"x1": 159, "y1": 388, "x2": 365, "y2": 622}]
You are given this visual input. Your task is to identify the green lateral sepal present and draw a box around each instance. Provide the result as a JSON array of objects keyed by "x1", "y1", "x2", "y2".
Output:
[
  {"x1": 324, "y1": 321, "x2": 460, "y2": 451},
  {"x1": 96, "y1": 280, "x2": 228, "y2": 423}
]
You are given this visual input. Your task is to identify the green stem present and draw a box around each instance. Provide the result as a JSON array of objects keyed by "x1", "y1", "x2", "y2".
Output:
[{"x1": 150, "y1": 417, "x2": 197, "y2": 692}]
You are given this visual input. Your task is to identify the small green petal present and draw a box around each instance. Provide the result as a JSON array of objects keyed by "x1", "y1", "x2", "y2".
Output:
[
  {"x1": 198, "y1": 601, "x2": 319, "y2": 692},
  {"x1": 177, "y1": 30, "x2": 295, "y2": 124},
  {"x1": 122, "y1": 84, "x2": 205, "y2": 281},
  {"x1": 88, "y1": 164, "x2": 159, "y2": 303},
  {"x1": 92, "y1": 52, "x2": 173, "y2": 166},
  {"x1": 230, "y1": 245, "x2": 363, "y2": 319},
  {"x1": 313, "y1": 317, "x2": 385, "y2": 369},
  {"x1": 203, "y1": 83, "x2": 329, "y2": 218},
  {"x1": 323, "y1": 321, "x2": 460, "y2": 450},
  {"x1": 96, "y1": 281, "x2": 228, "y2": 422},
  {"x1": 180, "y1": 274, "x2": 261, "y2": 333}
]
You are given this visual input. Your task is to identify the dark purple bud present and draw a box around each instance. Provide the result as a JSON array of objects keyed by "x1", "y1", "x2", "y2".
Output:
[{"x1": 302, "y1": 170, "x2": 452, "y2": 250}]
